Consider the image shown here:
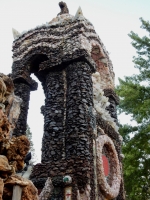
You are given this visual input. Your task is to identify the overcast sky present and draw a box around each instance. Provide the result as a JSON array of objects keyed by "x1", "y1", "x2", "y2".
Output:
[{"x1": 0, "y1": 0, "x2": 150, "y2": 162}]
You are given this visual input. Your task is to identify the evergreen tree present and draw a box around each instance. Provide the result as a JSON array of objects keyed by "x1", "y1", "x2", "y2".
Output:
[
  {"x1": 26, "y1": 125, "x2": 37, "y2": 164},
  {"x1": 116, "y1": 18, "x2": 150, "y2": 200}
]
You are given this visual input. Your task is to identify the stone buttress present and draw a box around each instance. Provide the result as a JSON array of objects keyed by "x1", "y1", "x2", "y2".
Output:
[{"x1": 11, "y1": 2, "x2": 125, "y2": 200}]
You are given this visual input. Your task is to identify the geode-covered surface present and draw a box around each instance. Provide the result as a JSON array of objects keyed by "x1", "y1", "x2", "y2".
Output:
[
  {"x1": 11, "y1": 3, "x2": 125, "y2": 200},
  {"x1": 0, "y1": 74, "x2": 38, "y2": 200}
]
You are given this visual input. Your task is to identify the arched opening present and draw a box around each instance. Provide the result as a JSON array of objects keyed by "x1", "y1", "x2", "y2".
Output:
[
  {"x1": 27, "y1": 54, "x2": 49, "y2": 163},
  {"x1": 27, "y1": 75, "x2": 45, "y2": 163},
  {"x1": 30, "y1": 54, "x2": 49, "y2": 73}
]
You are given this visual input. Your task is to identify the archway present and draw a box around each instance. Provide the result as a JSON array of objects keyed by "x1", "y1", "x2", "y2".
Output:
[
  {"x1": 27, "y1": 75, "x2": 45, "y2": 163},
  {"x1": 27, "y1": 53, "x2": 49, "y2": 163}
]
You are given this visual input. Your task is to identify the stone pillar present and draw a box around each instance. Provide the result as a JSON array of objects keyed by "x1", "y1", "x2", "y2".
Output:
[
  {"x1": 11, "y1": 62, "x2": 38, "y2": 136},
  {"x1": 30, "y1": 57, "x2": 97, "y2": 198},
  {"x1": 13, "y1": 83, "x2": 30, "y2": 136},
  {"x1": 65, "y1": 61, "x2": 94, "y2": 193},
  {"x1": 65, "y1": 61, "x2": 93, "y2": 157},
  {"x1": 42, "y1": 71, "x2": 65, "y2": 163}
]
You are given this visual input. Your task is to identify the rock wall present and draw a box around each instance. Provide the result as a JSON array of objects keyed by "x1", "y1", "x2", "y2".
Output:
[{"x1": 0, "y1": 74, "x2": 39, "y2": 200}]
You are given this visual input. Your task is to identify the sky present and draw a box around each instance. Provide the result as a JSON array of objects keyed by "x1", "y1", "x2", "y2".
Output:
[{"x1": 0, "y1": 0, "x2": 150, "y2": 162}]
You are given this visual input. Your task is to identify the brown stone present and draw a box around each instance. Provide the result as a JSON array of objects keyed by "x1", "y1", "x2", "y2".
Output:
[
  {"x1": 0, "y1": 77, "x2": 6, "y2": 103},
  {"x1": 5, "y1": 135, "x2": 30, "y2": 171},
  {"x1": 0, "y1": 108, "x2": 4, "y2": 120},
  {"x1": 0, "y1": 113, "x2": 12, "y2": 140},
  {"x1": 0, "y1": 73, "x2": 14, "y2": 97},
  {"x1": 21, "y1": 180, "x2": 39, "y2": 200},
  {"x1": 4, "y1": 175, "x2": 38, "y2": 200},
  {"x1": 3, "y1": 186, "x2": 12, "y2": 200},
  {"x1": 0, "y1": 178, "x2": 4, "y2": 200},
  {"x1": 0, "y1": 155, "x2": 12, "y2": 172},
  {"x1": 5, "y1": 174, "x2": 28, "y2": 187}
]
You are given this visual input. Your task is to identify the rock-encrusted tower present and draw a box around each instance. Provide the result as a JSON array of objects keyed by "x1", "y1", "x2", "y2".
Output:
[{"x1": 11, "y1": 2, "x2": 125, "y2": 200}]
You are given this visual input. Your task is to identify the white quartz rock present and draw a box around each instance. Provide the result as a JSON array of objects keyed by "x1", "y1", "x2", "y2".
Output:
[
  {"x1": 12, "y1": 28, "x2": 20, "y2": 39},
  {"x1": 92, "y1": 72, "x2": 119, "y2": 132},
  {"x1": 39, "y1": 177, "x2": 54, "y2": 200},
  {"x1": 74, "y1": 6, "x2": 84, "y2": 20}
]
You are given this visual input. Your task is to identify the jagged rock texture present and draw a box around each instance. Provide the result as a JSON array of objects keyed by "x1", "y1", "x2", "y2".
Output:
[{"x1": 10, "y1": 4, "x2": 125, "y2": 200}]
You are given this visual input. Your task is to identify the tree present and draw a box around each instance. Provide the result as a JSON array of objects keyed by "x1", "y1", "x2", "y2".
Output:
[
  {"x1": 26, "y1": 125, "x2": 37, "y2": 164},
  {"x1": 116, "y1": 18, "x2": 150, "y2": 200}
]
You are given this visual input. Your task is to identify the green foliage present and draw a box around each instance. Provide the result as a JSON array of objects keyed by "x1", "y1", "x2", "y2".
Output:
[
  {"x1": 26, "y1": 125, "x2": 37, "y2": 164},
  {"x1": 116, "y1": 18, "x2": 150, "y2": 200}
]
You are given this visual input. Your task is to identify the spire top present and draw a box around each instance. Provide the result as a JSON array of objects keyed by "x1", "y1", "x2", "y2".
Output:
[
  {"x1": 12, "y1": 28, "x2": 20, "y2": 40},
  {"x1": 74, "y1": 7, "x2": 84, "y2": 20},
  {"x1": 57, "y1": 1, "x2": 69, "y2": 15}
]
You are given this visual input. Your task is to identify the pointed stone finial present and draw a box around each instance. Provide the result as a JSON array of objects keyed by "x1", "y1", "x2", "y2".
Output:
[
  {"x1": 57, "y1": 1, "x2": 69, "y2": 16},
  {"x1": 74, "y1": 7, "x2": 83, "y2": 20},
  {"x1": 12, "y1": 28, "x2": 20, "y2": 40}
]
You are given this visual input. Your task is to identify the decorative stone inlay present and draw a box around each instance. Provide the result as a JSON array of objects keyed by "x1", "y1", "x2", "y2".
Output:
[
  {"x1": 102, "y1": 155, "x2": 109, "y2": 177},
  {"x1": 96, "y1": 134, "x2": 121, "y2": 199},
  {"x1": 64, "y1": 186, "x2": 72, "y2": 200},
  {"x1": 63, "y1": 176, "x2": 72, "y2": 184}
]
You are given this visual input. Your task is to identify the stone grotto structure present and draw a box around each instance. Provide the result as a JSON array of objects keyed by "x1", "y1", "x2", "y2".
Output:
[
  {"x1": 0, "y1": 73, "x2": 39, "y2": 200},
  {"x1": 0, "y1": 2, "x2": 126, "y2": 200}
]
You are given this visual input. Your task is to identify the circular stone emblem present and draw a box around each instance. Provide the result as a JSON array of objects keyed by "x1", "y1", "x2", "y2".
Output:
[{"x1": 96, "y1": 135, "x2": 121, "y2": 199}]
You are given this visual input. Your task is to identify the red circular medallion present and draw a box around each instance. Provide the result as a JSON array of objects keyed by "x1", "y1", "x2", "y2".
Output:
[{"x1": 102, "y1": 154, "x2": 109, "y2": 176}]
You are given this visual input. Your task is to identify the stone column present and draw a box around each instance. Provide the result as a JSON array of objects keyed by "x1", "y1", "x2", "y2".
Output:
[
  {"x1": 13, "y1": 82, "x2": 31, "y2": 136},
  {"x1": 11, "y1": 62, "x2": 38, "y2": 137},
  {"x1": 65, "y1": 61, "x2": 93, "y2": 157},
  {"x1": 31, "y1": 59, "x2": 96, "y2": 198},
  {"x1": 42, "y1": 71, "x2": 65, "y2": 163},
  {"x1": 65, "y1": 61, "x2": 94, "y2": 193}
]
